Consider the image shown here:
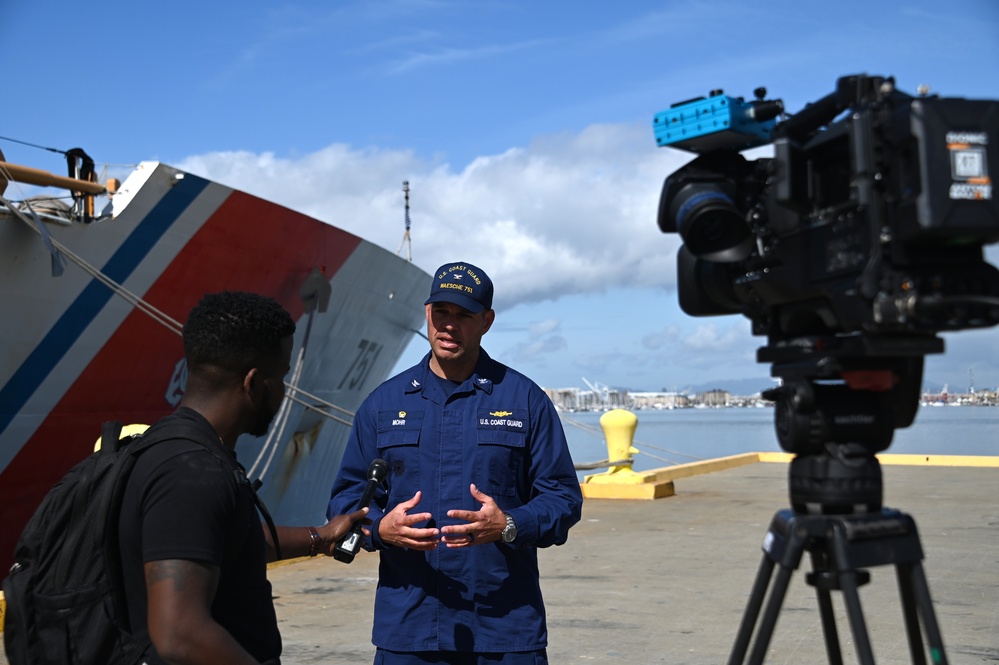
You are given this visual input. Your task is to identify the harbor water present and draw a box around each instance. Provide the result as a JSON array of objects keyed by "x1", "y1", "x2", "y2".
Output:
[{"x1": 563, "y1": 404, "x2": 999, "y2": 479}]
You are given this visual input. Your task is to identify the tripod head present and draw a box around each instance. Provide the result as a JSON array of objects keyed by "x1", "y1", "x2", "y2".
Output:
[{"x1": 758, "y1": 333, "x2": 941, "y2": 515}]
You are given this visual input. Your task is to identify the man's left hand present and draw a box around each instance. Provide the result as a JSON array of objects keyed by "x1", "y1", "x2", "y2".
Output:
[{"x1": 441, "y1": 483, "x2": 506, "y2": 548}]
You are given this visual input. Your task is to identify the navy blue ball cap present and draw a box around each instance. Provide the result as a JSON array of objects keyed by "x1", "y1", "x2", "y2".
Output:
[{"x1": 424, "y1": 262, "x2": 493, "y2": 313}]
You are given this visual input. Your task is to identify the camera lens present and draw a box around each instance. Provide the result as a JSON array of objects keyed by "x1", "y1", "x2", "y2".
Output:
[{"x1": 669, "y1": 183, "x2": 753, "y2": 263}]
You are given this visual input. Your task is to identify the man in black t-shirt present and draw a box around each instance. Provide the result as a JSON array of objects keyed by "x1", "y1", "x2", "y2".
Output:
[{"x1": 117, "y1": 292, "x2": 366, "y2": 665}]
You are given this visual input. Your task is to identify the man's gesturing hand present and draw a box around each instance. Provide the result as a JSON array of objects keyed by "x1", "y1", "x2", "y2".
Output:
[
  {"x1": 440, "y1": 484, "x2": 506, "y2": 548},
  {"x1": 377, "y1": 491, "x2": 439, "y2": 550}
]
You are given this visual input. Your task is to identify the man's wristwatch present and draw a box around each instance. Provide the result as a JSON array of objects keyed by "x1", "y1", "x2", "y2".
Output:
[{"x1": 501, "y1": 512, "x2": 518, "y2": 543}]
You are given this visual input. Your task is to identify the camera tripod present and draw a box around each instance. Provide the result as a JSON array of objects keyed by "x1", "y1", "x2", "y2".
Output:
[
  {"x1": 728, "y1": 506, "x2": 946, "y2": 665},
  {"x1": 728, "y1": 342, "x2": 949, "y2": 664}
]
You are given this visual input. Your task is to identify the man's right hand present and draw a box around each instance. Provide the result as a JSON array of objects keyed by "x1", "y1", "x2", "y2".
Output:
[{"x1": 376, "y1": 490, "x2": 439, "y2": 550}]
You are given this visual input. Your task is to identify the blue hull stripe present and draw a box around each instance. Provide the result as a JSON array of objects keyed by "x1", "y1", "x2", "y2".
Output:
[{"x1": 0, "y1": 174, "x2": 211, "y2": 439}]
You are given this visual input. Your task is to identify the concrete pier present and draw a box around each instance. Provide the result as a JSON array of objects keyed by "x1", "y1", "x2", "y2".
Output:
[
  {"x1": 2, "y1": 460, "x2": 996, "y2": 664},
  {"x1": 270, "y1": 460, "x2": 999, "y2": 664}
]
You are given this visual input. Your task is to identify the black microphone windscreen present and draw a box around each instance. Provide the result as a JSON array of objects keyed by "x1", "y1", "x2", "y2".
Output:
[{"x1": 368, "y1": 458, "x2": 388, "y2": 482}]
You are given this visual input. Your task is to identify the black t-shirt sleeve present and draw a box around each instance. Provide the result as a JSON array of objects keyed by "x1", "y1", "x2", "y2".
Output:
[{"x1": 139, "y1": 449, "x2": 239, "y2": 565}]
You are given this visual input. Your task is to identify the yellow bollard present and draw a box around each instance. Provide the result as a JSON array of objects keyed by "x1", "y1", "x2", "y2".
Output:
[
  {"x1": 585, "y1": 409, "x2": 654, "y2": 484},
  {"x1": 582, "y1": 409, "x2": 675, "y2": 499},
  {"x1": 600, "y1": 409, "x2": 641, "y2": 475},
  {"x1": 94, "y1": 423, "x2": 150, "y2": 452}
]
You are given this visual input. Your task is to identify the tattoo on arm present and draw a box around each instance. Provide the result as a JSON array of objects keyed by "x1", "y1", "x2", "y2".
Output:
[
  {"x1": 146, "y1": 559, "x2": 217, "y2": 600},
  {"x1": 146, "y1": 560, "x2": 190, "y2": 591}
]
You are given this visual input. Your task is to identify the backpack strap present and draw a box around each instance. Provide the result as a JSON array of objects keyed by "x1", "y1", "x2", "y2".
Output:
[
  {"x1": 54, "y1": 421, "x2": 125, "y2": 586},
  {"x1": 218, "y1": 455, "x2": 282, "y2": 561},
  {"x1": 103, "y1": 420, "x2": 127, "y2": 453},
  {"x1": 249, "y1": 478, "x2": 281, "y2": 561}
]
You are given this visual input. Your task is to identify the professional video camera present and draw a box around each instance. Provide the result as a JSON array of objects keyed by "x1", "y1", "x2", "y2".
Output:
[
  {"x1": 654, "y1": 75, "x2": 999, "y2": 663},
  {"x1": 657, "y1": 73, "x2": 999, "y2": 337},
  {"x1": 656, "y1": 73, "x2": 999, "y2": 479}
]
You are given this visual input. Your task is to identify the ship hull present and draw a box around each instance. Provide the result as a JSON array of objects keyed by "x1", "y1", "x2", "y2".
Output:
[{"x1": 0, "y1": 162, "x2": 430, "y2": 569}]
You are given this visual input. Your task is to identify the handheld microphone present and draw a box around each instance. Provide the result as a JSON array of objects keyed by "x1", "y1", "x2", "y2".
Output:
[{"x1": 333, "y1": 458, "x2": 388, "y2": 563}]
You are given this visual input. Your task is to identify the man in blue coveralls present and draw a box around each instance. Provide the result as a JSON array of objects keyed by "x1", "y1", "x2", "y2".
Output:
[{"x1": 327, "y1": 261, "x2": 583, "y2": 665}]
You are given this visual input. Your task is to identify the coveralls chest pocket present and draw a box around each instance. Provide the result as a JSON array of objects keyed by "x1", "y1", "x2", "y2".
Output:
[
  {"x1": 475, "y1": 408, "x2": 528, "y2": 499},
  {"x1": 375, "y1": 410, "x2": 424, "y2": 498}
]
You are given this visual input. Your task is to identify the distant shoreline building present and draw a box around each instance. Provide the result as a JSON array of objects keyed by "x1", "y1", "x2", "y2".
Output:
[
  {"x1": 627, "y1": 391, "x2": 690, "y2": 409},
  {"x1": 545, "y1": 386, "x2": 628, "y2": 411},
  {"x1": 543, "y1": 383, "x2": 999, "y2": 411},
  {"x1": 544, "y1": 386, "x2": 746, "y2": 410},
  {"x1": 699, "y1": 389, "x2": 730, "y2": 407}
]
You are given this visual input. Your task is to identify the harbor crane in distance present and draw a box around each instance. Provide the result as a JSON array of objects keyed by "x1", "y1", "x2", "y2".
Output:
[{"x1": 581, "y1": 377, "x2": 609, "y2": 409}]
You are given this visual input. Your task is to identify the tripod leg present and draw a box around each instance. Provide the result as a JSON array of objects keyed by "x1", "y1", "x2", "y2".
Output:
[
  {"x1": 807, "y1": 551, "x2": 844, "y2": 665},
  {"x1": 903, "y1": 562, "x2": 949, "y2": 665},
  {"x1": 746, "y1": 564, "x2": 797, "y2": 665},
  {"x1": 729, "y1": 554, "x2": 778, "y2": 665},
  {"x1": 735, "y1": 513, "x2": 811, "y2": 665},
  {"x1": 814, "y1": 587, "x2": 844, "y2": 665},
  {"x1": 838, "y1": 570, "x2": 876, "y2": 665},
  {"x1": 896, "y1": 563, "x2": 928, "y2": 665}
]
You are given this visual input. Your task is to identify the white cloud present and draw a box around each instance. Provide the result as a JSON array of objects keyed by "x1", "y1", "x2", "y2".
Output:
[
  {"x1": 506, "y1": 335, "x2": 568, "y2": 363},
  {"x1": 641, "y1": 325, "x2": 680, "y2": 351},
  {"x1": 682, "y1": 323, "x2": 749, "y2": 353},
  {"x1": 178, "y1": 121, "x2": 692, "y2": 313},
  {"x1": 384, "y1": 39, "x2": 547, "y2": 75},
  {"x1": 500, "y1": 319, "x2": 568, "y2": 364},
  {"x1": 529, "y1": 318, "x2": 561, "y2": 336}
]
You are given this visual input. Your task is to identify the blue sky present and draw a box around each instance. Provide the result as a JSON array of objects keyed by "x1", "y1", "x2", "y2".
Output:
[{"x1": 4, "y1": 0, "x2": 999, "y2": 394}]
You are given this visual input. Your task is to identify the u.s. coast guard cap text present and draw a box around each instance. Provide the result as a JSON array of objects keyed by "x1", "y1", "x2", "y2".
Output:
[{"x1": 424, "y1": 262, "x2": 493, "y2": 313}]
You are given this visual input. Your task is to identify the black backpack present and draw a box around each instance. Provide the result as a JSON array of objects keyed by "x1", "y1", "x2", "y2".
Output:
[{"x1": 2, "y1": 418, "x2": 280, "y2": 665}]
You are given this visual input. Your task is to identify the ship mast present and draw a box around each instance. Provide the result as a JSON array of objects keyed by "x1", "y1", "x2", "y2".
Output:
[{"x1": 396, "y1": 180, "x2": 412, "y2": 262}]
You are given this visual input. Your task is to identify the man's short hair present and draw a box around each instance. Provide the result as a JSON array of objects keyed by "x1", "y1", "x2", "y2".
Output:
[{"x1": 183, "y1": 291, "x2": 296, "y2": 375}]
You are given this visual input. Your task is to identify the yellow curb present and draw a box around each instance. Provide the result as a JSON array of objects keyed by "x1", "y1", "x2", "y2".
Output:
[
  {"x1": 581, "y1": 479, "x2": 675, "y2": 500},
  {"x1": 268, "y1": 555, "x2": 314, "y2": 570},
  {"x1": 580, "y1": 451, "x2": 997, "y2": 502},
  {"x1": 876, "y1": 453, "x2": 999, "y2": 467}
]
